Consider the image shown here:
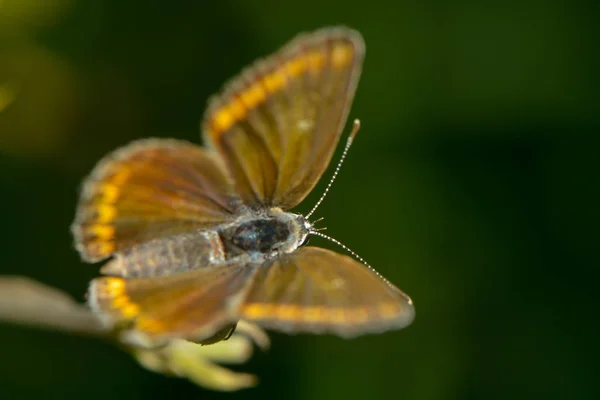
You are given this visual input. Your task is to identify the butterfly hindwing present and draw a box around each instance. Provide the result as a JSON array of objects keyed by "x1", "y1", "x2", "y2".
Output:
[
  {"x1": 239, "y1": 247, "x2": 414, "y2": 337},
  {"x1": 89, "y1": 262, "x2": 257, "y2": 344}
]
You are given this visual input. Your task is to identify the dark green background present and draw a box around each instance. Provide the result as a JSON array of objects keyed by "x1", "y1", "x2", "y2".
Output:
[{"x1": 1, "y1": 0, "x2": 598, "y2": 399}]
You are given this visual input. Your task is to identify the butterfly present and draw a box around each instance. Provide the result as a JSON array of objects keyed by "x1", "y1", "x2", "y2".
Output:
[{"x1": 72, "y1": 26, "x2": 414, "y2": 347}]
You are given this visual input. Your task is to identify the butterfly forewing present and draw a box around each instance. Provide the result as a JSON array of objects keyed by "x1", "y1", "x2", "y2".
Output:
[
  {"x1": 72, "y1": 139, "x2": 240, "y2": 262},
  {"x1": 239, "y1": 247, "x2": 414, "y2": 337},
  {"x1": 202, "y1": 27, "x2": 364, "y2": 209}
]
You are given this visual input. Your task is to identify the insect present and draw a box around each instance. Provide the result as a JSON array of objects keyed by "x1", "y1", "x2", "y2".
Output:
[{"x1": 72, "y1": 26, "x2": 414, "y2": 347}]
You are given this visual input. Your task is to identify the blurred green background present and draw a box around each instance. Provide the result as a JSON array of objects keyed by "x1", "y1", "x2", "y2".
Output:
[{"x1": 1, "y1": 0, "x2": 599, "y2": 399}]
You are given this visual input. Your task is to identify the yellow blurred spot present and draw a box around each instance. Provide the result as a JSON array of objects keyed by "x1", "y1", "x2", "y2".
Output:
[
  {"x1": 0, "y1": 44, "x2": 78, "y2": 158},
  {"x1": 95, "y1": 204, "x2": 116, "y2": 223},
  {"x1": 121, "y1": 303, "x2": 140, "y2": 318},
  {"x1": 307, "y1": 50, "x2": 325, "y2": 69},
  {"x1": 303, "y1": 307, "x2": 324, "y2": 322},
  {"x1": 276, "y1": 304, "x2": 301, "y2": 320},
  {"x1": 111, "y1": 295, "x2": 129, "y2": 309},
  {"x1": 286, "y1": 56, "x2": 307, "y2": 77},
  {"x1": 99, "y1": 278, "x2": 140, "y2": 318},
  {"x1": 239, "y1": 84, "x2": 266, "y2": 109},
  {"x1": 262, "y1": 70, "x2": 286, "y2": 92},
  {"x1": 332, "y1": 44, "x2": 352, "y2": 68},
  {"x1": 137, "y1": 317, "x2": 165, "y2": 333},
  {"x1": 99, "y1": 184, "x2": 120, "y2": 203},
  {"x1": 0, "y1": 85, "x2": 16, "y2": 112},
  {"x1": 104, "y1": 277, "x2": 124, "y2": 291},
  {"x1": 213, "y1": 109, "x2": 234, "y2": 133},
  {"x1": 0, "y1": 0, "x2": 72, "y2": 33},
  {"x1": 87, "y1": 224, "x2": 115, "y2": 240},
  {"x1": 109, "y1": 295, "x2": 139, "y2": 319},
  {"x1": 243, "y1": 303, "x2": 272, "y2": 319},
  {"x1": 228, "y1": 98, "x2": 246, "y2": 120}
]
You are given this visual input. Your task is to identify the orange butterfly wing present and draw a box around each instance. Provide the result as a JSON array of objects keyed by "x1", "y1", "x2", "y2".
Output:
[
  {"x1": 239, "y1": 247, "x2": 414, "y2": 337},
  {"x1": 90, "y1": 247, "x2": 414, "y2": 341},
  {"x1": 89, "y1": 262, "x2": 256, "y2": 344},
  {"x1": 202, "y1": 27, "x2": 364, "y2": 209},
  {"x1": 72, "y1": 139, "x2": 239, "y2": 262}
]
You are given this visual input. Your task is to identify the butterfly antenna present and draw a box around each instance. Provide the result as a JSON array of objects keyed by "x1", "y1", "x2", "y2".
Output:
[
  {"x1": 309, "y1": 230, "x2": 397, "y2": 289},
  {"x1": 306, "y1": 119, "x2": 361, "y2": 219}
]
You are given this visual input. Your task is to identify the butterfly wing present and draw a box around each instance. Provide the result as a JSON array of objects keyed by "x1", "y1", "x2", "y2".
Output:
[
  {"x1": 239, "y1": 247, "x2": 414, "y2": 337},
  {"x1": 89, "y1": 262, "x2": 257, "y2": 344},
  {"x1": 202, "y1": 27, "x2": 364, "y2": 209},
  {"x1": 72, "y1": 139, "x2": 240, "y2": 262}
]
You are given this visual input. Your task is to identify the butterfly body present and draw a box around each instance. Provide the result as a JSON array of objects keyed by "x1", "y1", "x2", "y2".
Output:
[
  {"x1": 74, "y1": 27, "x2": 415, "y2": 347},
  {"x1": 220, "y1": 208, "x2": 309, "y2": 258},
  {"x1": 100, "y1": 208, "x2": 308, "y2": 279}
]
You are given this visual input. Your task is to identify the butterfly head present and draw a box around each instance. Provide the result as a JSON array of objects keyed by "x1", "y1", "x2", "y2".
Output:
[
  {"x1": 264, "y1": 208, "x2": 312, "y2": 254},
  {"x1": 292, "y1": 212, "x2": 313, "y2": 247}
]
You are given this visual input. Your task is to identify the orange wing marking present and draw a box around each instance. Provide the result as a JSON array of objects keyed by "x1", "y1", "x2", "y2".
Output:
[
  {"x1": 207, "y1": 42, "x2": 354, "y2": 142},
  {"x1": 96, "y1": 277, "x2": 141, "y2": 319},
  {"x1": 242, "y1": 302, "x2": 395, "y2": 324}
]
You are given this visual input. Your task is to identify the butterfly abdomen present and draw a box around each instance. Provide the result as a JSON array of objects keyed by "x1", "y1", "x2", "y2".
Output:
[{"x1": 101, "y1": 230, "x2": 227, "y2": 278}]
